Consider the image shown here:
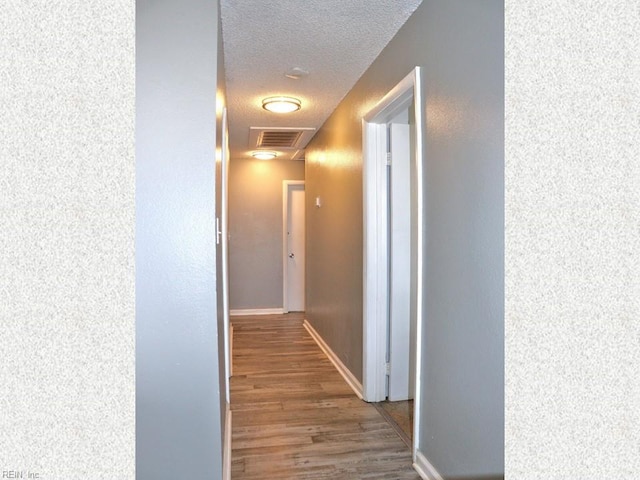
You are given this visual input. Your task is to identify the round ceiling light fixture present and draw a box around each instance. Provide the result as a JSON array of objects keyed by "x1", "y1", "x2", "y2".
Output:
[
  {"x1": 262, "y1": 96, "x2": 301, "y2": 114},
  {"x1": 252, "y1": 151, "x2": 277, "y2": 160}
]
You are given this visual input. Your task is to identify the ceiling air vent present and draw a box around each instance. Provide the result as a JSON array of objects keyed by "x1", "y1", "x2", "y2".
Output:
[
  {"x1": 258, "y1": 130, "x2": 301, "y2": 148},
  {"x1": 249, "y1": 127, "x2": 316, "y2": 150}
]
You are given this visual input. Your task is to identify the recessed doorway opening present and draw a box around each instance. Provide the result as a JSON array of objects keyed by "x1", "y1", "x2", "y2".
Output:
[
  {"x1": 362, "y1": 67, "x2": 425, "y2": 463},
  {"x1": 283, "y1": 180, "x2": 305, "y2": 313}
]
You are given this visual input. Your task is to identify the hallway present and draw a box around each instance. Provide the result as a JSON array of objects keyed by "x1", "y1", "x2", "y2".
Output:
[{"x1": 230, "y1": 314, "x2": 420, "y2": 479}]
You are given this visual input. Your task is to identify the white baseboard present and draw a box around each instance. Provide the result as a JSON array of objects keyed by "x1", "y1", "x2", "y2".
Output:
[
  {"x1": 303, "y1": 319, "x2": 363, "y2": 399},
  {"x1": 223, "y1": 406, "x2": 232, "y2": 480},
  {"x1": 229, "y1": 308, "x2": 284, "y2": 316},
  {"x1": 413, "y1": 450, "x2": 443, "y2": 480}
]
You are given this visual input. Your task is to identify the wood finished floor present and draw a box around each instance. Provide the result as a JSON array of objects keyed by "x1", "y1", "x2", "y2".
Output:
[{"x1": 231, "y1": 313, "x2": 420, "y2": 480}]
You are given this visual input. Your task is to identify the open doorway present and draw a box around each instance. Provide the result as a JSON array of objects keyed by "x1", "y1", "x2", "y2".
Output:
[
  {"x1": 374, "y1": 110, "x2": 416, "y2": 447},
  {"x1": 362, "y1": 67, "x2": 424, "y2": 461},
  {"x1": 282, "y1": 180, "x2": 305, "y2": 312}
]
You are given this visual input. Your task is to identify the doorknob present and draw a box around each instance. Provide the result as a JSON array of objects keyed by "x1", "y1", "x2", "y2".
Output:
[{"x1": 289, "y1": 253, "x2": 295, "y2": 258}]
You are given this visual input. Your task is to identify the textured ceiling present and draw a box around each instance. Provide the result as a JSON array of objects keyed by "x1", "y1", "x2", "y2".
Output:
[{"x1": 220, "y1": 0, "x2": 423, "y2": 161}]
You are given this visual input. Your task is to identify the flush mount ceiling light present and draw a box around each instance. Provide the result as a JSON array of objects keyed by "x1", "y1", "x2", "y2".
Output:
[
  {"x1": 262, "y1": 96, "x2": 301, "y2": 114},
  {"x1": 251, "y1": 151, "x2": 277, "y2": 160}
]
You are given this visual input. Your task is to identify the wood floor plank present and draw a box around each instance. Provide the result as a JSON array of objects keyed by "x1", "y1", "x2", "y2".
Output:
[{"x1": 231, "y1": 314, "x2": 420, "y2": 480}]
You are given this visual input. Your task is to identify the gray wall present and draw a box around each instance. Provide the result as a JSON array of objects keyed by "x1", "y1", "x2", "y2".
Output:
[
  {"x1": 417, "y1": 2, "x2": 503, "y2": 477},
  {"x1": 305, "y1": 1, "x2": 504, "y2": 478},
  {"x1": 228, "y1": 158, "x2": 305, "y2": 310},
  {"x1": 136, "y1": 0, "x2": 225, "y2": 478},
  {"x1": 305, "y1": 139, "x2": 364, "y2": 376}
]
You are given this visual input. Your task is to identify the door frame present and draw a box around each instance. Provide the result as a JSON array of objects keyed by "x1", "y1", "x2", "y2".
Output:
[
  {"x1": 282, "y1": 180, "x2": 305, "y2": 313},
  {"x1": 220, "y1": 107, "x2": 231, "y2": 402},
  {"x1": 361, "y1": 67, "x2": 425, "y2": 460}
]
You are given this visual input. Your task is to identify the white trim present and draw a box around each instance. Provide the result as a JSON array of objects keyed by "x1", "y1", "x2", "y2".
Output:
[
  {"x1": 362, "y1": 75, "x2": 416, "y2": 123},
  {"x1": 413, "y1": 450, "x2": 444, "y2": 480},
  {"x1": 303, "y1": 319, "x2": 363, "y2": 399},
  {"x1": 362, "y1": 118, "x2": 388, "y2": 403},
  {"x1": 282, "y1": 180, "x2": 305, "y2": 313},
  {"x1": 221, "y1": 107, "x2": 231, "y2": 404},
  {"x1": 361, "y1": 67, "x2": 425, "y2": 464},
  {"x1": 222, "y1": 406, "x2": 232, "y2": 480},
  {"x1": 229, "y1": 308, "x2": 284, "y2": 316},
  {"x1": 412, "y1": 66, "x2": 426, "y2": 465}
]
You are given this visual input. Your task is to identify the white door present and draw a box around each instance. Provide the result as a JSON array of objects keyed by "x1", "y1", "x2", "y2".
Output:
[
  {"x1": 388, "y1": 122, "x2": 414, "y2": 401},
  {"x1": 284, "y1": 182, "x2": 305, "y2": 312}
]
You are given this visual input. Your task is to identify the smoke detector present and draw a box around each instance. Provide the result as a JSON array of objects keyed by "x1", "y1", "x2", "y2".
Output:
[{"x1": 285, "y1": 67, "x2": 309, "y2": 80}]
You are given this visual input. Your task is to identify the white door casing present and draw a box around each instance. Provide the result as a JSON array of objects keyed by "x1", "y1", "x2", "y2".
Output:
[
  {"x1": 283, "y1": 181, "x2": 305, "y2": 312},
  {"x1": 362, "y1": 67, "x2": 424, "y2": 461},
  {"x1": 221, "y1": 108, "x2": 231, "y2": 400}
]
